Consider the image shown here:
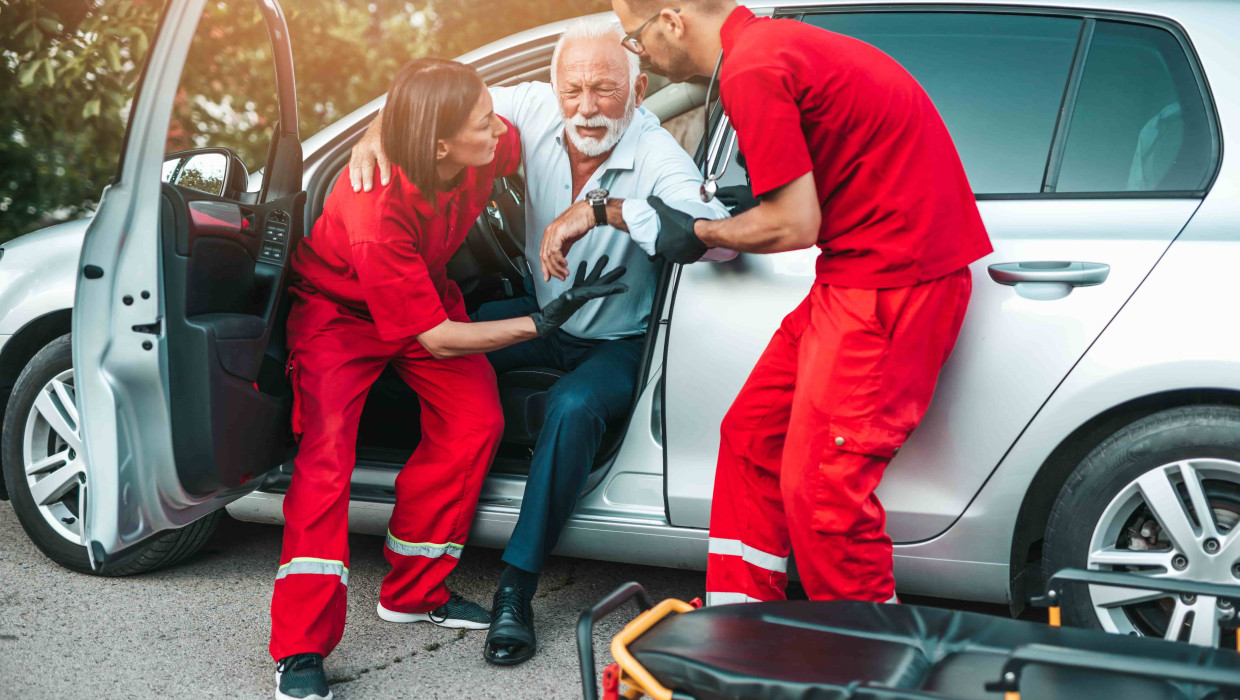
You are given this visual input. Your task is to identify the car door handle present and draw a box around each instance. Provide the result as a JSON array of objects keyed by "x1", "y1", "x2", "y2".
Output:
[{"x1": 987, "y1": 261, "x2": 1110, "y2": 287}]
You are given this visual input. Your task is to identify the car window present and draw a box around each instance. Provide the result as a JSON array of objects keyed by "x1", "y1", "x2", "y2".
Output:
[
  {"x1": 164, "y1": 2, "x2": 279, "y2": 183},
  {"x1": 802, "y1": 12, "x2": 1081, "y2": 195},
  {"x1": 1055, "y1": 21, "x2": 1212, "y2": 194}
]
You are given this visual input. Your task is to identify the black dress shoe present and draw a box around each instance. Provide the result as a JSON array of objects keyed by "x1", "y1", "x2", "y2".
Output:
[{"x1": 484, "y1": 586, "x2": 536, "y2": 666}]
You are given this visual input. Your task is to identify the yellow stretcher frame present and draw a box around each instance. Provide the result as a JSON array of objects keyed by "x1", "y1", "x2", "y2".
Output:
[{"x1": 608, "y1": 598, "x2": 699, "y2": 700}]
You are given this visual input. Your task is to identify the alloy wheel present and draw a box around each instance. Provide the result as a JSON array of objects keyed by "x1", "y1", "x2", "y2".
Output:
[
  {"x1": 21, "y1": 368, "x2": 86, "y2": 545},
  {"x1": 1087, "y1": 458, "x2": 1240, "y2": 647}
]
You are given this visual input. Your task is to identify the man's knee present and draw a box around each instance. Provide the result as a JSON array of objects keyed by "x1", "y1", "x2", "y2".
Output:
[{"x1": 545, "y1": 381, "x2": 604, "y2": 425}]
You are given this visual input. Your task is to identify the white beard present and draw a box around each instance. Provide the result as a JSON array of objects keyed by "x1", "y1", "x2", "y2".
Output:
[{"x1": 563, "y1": 95, "x2": 635, "y2": 157}]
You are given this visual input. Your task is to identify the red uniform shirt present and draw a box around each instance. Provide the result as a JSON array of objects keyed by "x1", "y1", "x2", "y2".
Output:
[
  {"x1": 719, "y1": 7, "x2": 992, "y2": 288},
  {"x1": 291, "y1": 118, "x2": 520, "y2": 342}
]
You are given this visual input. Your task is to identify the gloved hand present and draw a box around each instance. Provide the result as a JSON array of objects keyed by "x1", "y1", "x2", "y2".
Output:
[
  {"x1": 716, "y1": 185, "x2": 759, "y2": 215},
  {"x1": 648, "y1": 196, "x2": 708, "y2": 264},
  {"x1": 530, "y1": 256, "x2": 628, "y2": 336}
]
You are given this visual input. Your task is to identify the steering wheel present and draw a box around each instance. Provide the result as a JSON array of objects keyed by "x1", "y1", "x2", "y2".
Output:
[{"x1": 473, "y1": 173, "x2": 529, "y2": 281}]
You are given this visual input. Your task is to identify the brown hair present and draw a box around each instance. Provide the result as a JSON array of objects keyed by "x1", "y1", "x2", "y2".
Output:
[{"x1": 381, "y1": 58, "x2": 485, "y2": 195}]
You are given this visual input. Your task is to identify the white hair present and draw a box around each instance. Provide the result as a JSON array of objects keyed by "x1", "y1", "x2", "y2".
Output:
[{"x1": 550, "y1": 17, "x2": 641, "y2": 91}]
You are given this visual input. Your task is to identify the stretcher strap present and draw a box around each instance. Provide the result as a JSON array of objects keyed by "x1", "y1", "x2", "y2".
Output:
[
  {"x1": 276, "y1": 557, "x2": 349, "y2": 586},
  {"x1": 384, "y1": 531, "x2": 463, "y2": 559}
]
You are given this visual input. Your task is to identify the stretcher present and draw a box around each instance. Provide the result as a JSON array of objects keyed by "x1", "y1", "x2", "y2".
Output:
[{"x1": 577, "y1": 569, "x2": 1240, "y2": 700}]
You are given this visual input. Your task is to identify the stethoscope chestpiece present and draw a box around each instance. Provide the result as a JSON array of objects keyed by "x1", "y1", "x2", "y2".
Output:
[{"x1": 700, "y1": 177, "x2": 719, "y2": 203}]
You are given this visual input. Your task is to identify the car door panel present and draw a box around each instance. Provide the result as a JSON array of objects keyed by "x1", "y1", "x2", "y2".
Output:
[
  {"x1": 664, "y1": 197, "x2": 1198, "y2": 534},
  {"x1": 879, "y1": 198, "x2": 1200, "y2": 540},
  {"x1": 160, "y1": 184, "x2": 303, "y2": 495}
]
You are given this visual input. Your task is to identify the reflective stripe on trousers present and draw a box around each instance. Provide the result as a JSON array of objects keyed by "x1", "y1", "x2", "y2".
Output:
[
  {"x1": 384, "y1": 531, "x2": 463, "y2": 559},
  {"x1": 708, "y1": 537, "x2": 789, "y2": 574},
  {"x1": 276, "y1": 557, "x2": 349, "y2": 586}
]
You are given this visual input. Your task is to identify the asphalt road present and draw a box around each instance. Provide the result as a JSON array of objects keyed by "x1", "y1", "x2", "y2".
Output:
[{"x1": 0, "y1": 505, "x2": 1017, "y2": 699}]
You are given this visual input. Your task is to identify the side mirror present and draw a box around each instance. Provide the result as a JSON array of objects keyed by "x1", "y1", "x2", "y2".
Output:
[{"x1": 162, "y1": 148, "x2": 247, "y2": 197}]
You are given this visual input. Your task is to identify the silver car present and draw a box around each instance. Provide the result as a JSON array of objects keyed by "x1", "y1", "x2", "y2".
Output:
[{"x1": 3, "y1": 0, "x2": 1238, "y2": 650}]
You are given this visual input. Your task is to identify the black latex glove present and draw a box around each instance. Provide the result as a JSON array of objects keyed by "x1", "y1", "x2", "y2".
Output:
[
  {"x1": 716, "y1": 185, "x2": 759, "y2": 215},
  {"x1": 530, "y1": 256, "x2": 628, "y2": 336},
  {"x1": 648, "y1": 196, "x2": 709, "y2": 264}
]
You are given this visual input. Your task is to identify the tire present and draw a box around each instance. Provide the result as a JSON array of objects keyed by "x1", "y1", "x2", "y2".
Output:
[
  {"x1": 1043, "y1": 405, "x2": 1240, "y2": 648},
  {"x1": 2, "y1": 333, "x2": 223, "y2": 575}
]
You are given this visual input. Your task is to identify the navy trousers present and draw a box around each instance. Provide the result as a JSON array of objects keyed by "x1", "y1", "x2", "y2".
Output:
[{"x1": 473, "y1": 291, "x2": 643, "y2": 574}]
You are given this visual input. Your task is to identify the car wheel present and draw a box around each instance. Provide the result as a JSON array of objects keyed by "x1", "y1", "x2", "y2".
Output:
[
  {"x1": 1043, "y1": 405, "x2": 1240, "y2": 648},
  {"x1": 1, "y1": 333, "x2": 222, "y2": 575}
]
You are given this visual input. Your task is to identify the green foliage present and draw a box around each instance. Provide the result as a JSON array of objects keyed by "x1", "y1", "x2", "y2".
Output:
[
  {"x1": 1, "y1": 0, "x2": 607, "y2": 244},
  {"x1": 1, "y1": 0, "x2": 160, "y2": 244}
]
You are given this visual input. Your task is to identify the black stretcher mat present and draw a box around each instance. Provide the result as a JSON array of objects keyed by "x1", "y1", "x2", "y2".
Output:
[{"x1": 627, "y1": 601, "x2": 1240, "y2": 700}]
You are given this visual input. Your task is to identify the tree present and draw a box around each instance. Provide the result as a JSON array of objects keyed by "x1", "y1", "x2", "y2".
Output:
[{"x1": 0, "y1": 0, "x2": 608, "y2": 244}]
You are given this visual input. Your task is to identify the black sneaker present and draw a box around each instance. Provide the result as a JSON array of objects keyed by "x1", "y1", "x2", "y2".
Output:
[
  {"x1": 377, "y1": 592, "x2": 491, "y2": 630},
  {"x1": 484, "y1": 586, "x2": 536, "y2": 666},
  {"x1": 275, "y1": 653, "x2": 331, "y2": 700}
]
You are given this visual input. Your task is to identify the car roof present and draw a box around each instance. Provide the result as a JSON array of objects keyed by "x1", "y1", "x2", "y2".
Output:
[
  {"x1": 303, "y1": 0, "x2": 1238, "y2": 176},
  {"x1": 455, "y1": 0, "x2": 1235, "y2": 66}
]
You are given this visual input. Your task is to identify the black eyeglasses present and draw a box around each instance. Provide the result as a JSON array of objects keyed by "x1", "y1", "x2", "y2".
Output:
[{"x1": 621, "y1": 8, "x2": 679, "y2": 55}]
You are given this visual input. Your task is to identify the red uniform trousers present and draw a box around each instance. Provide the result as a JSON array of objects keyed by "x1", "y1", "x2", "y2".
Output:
[
  {"x1": 269, "y1": 289, "x2": 503, "y2": 660},
  {"x1": 705, "y1": 267, "x2": 972, "y2": 604}
]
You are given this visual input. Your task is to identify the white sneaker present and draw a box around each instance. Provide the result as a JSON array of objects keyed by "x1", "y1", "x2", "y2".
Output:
[{"x1": 377, "y1": 593, "x2": 490, "y2": 630}]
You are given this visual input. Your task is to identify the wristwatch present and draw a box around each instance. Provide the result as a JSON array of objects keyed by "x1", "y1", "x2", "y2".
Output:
[{"x1": 585, "y1": 188, "x2": 609, "y2": 228}]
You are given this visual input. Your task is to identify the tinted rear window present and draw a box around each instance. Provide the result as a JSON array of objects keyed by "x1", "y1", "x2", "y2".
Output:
[{"x1": 1055, "y1": 21, "x2": 1213, "y2": 193}]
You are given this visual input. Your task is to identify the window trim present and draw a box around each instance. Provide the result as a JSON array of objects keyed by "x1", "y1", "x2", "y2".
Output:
[
  {"x1": 780, "y1": 4, "x2": 1222, "y2": 200},
  {"x1": 1041, "y1": 18, "x2": 1094, "y2": 194}
]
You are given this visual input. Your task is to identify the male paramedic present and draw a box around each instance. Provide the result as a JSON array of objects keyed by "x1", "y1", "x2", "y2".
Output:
[
  {"x1": 609, "y1": 0, "x2": 994, "y2": 605},
  {"x1": 349, "y1": 18, "x2": 731, "y2": 664}
]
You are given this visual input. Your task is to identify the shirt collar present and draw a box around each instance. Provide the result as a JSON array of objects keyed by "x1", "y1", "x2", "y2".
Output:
[
  {"x1": 720, "y1": 5, "x2": 756, "y2": 56},
  {"x1": 555, "y1": 108, "x2": 648, "y2": 176}
]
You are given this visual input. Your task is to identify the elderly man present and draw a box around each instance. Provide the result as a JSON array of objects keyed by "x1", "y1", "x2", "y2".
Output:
[{"x1": 349, "y1": 17, "x2": 729, "y2": 665}]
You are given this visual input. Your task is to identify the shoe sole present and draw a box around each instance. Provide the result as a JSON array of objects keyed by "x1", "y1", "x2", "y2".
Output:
[
  {"x1": 274, "y1": 671, "x2": 332, "y2": 700},
  {"x1": 376, "y1": 602, "x2": 490, "y2": 629}
]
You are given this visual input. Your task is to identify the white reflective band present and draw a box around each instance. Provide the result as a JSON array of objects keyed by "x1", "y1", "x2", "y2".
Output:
[
  {"x1": 705, "y1": 592, "x2": 763, "y2": 606},
  {"x1": 276, "y1": 558, "x2": 349, "y2": 586},
  {"x1": 707, "y1": 537, "x2": 788, "y2": 573},
  {"x1": 384, "y1": 531, "x2": 463, "y2": 559},
  {"x1": 885, "y1": 593, "x2": 900, "y2": 604}
]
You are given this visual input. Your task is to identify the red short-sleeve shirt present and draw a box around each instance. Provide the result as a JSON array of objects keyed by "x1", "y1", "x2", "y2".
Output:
[
  {"x1": 719, "y1": 7, "x2": 992, "y2": 288},
  {"x1": 291, "y1": 117, "x2": 521, "y2": 342}
]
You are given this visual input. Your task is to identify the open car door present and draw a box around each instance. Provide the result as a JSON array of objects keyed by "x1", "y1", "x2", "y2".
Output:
[{"x1": 74, "y1": 0, "x2": 303, "y2": 570}]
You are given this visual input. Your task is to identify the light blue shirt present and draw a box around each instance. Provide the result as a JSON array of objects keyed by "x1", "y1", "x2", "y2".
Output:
[{"x1": 491, "y1": 82, "x2": 729, "y2": 340}]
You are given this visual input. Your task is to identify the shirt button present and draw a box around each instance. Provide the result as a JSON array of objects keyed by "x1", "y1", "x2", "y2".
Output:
[{"x1": 835, "y1": 437, "x2": 845, "y2": 446}]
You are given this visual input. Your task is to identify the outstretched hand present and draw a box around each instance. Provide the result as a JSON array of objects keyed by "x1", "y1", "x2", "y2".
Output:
[
  {"x1": 540, "y1": 200, "x2": 595, "y2": 282},
  {"x1": 530, "y1": 256, "x2": 628, "y2": 336},
  {"x1": 349, "y1": 115, "x2": 391, "y2": 193}
]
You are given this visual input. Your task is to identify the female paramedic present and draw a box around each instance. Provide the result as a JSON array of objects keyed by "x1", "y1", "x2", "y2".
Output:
[{"x1": 270, "y1": 58, "x2": 628, "y2": 700}]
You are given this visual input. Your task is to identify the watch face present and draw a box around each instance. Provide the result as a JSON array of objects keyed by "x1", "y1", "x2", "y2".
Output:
[{"x1": 585, "y1": 188, "x2": 608, "y2": 203}]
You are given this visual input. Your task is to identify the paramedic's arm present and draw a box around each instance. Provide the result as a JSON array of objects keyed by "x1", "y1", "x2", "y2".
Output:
[
  {"x1": 416, "y1": 318, "x2": 537, "y2": 360},
  {"x1": 693, "y1": 172, "x2": 820, "y2": 254}
]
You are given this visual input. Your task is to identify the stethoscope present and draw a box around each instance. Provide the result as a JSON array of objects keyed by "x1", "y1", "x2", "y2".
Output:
[{"x1": 699, "y1": 50, "x2": 737, "y2": 203}]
